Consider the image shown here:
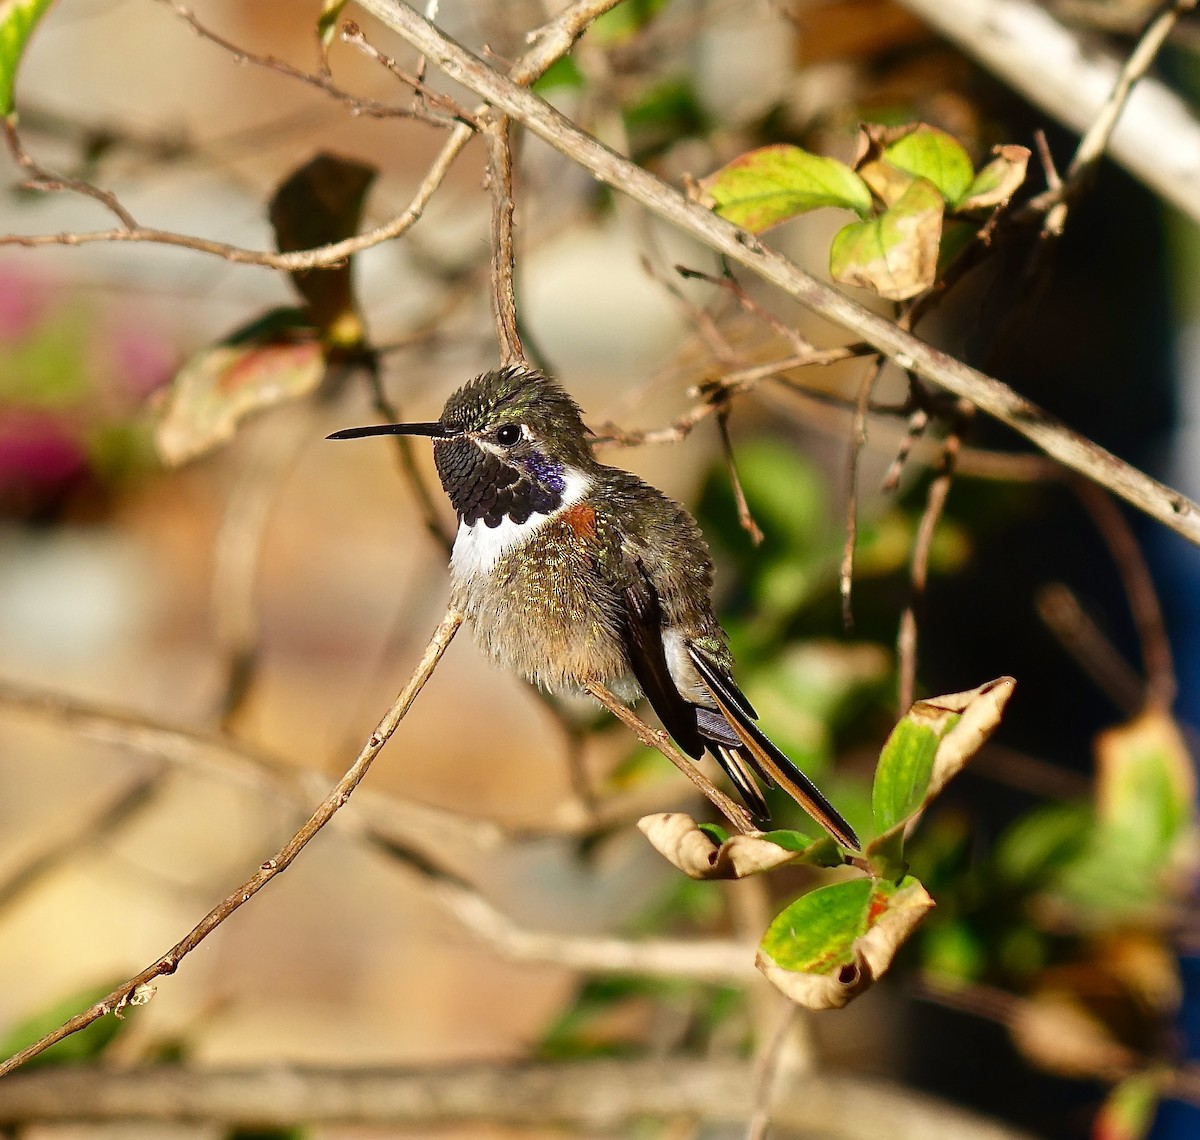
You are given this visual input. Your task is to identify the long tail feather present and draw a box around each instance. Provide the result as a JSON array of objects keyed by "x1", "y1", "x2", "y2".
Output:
[
  {"x1": 714, "y1": 744, "x2": 770, "y2": 820},
  {"x1": 689, "y1": 647, "x2": 861, "y2": 850}
]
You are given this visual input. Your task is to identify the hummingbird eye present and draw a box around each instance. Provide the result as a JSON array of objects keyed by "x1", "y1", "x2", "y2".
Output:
[{"x1": 495, "y1": 424, "x2": 522, "y2": 447}]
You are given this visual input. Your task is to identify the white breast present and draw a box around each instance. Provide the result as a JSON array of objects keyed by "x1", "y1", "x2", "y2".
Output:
[{"x1": 449, "y1": 467, "x2": 592, "y2": 584}]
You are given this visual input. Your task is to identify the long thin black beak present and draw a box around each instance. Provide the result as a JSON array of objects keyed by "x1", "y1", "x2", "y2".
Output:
[{"x1": 327, "y1": 421, "x2": 452, "y2": 441}]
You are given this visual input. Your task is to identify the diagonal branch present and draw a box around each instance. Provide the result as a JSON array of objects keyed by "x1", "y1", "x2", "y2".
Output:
[
  {"x1": 352, "y1": 0, "x2": 1200, "y2": 549},
  {"x1": 0, "y1": 608, "x2": 463, "y2": 1078}
]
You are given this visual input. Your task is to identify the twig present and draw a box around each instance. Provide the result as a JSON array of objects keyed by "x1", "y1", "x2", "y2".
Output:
[
  {"x1": 0, "y1": 1058, "x2": 1040, "y2": 1137},
  {"x1": 841, "y1": 357, "x2": 885, "y2": 629},
  {"x1": 584, "y1": 682, "x2": 756, "y2": 835},
  {"x1": 897, "y1": 403, "x2": 971, "y2": 714},
  {"x1": 211, "y1": 405, "x2": 318, "y2": 726},
  {"x1": 746, "y1": 1002, "x2": 800, "y2": 1140},
  {"x1": 1038, "y1": 0, "x2": 1198, "y2": 234},
  {"x1": 362, "y1": 356, "x2": 456, "y2": 552},
  {"x1": 483, "y1": 112, "x2": 525, "y2": 365},
  {"x1": 2, "y1": 119, "x2": 137, "y2": 229},
  {"x1": 1070, "y1": 478, "x2": 1176, "y2": 707},
  {"x1": 716, "y1": 408, "x2": 763, "y2": 545},
  {"x1": 353, "y1": 0, "x2": 1200, "y2": 548},
  {"x1": 0, "y1": 608, "x2": 463, "y2": 1078},
  {"x1": 1, "y1": 0, "x2": 626, "y2": 271},
  {"x1": 1035, "y1": 583, "x2": 1146, "y2": 714},
  {"x1": 162, "y1": 0, "x2": 463, "y2": 127}
]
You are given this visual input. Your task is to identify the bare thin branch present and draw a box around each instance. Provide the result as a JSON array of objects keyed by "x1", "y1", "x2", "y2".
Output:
[
  {"x1": 841, "y1": 357, "x2": 885, "y2": 629},
  {"x1": 0, "y1": 1059, "x2": 1039, "y2": 1138},
  {"x1": 1, "y1": 0, "x2": 626, "y2": 270},
  {"x1": 2, "y1": 119, "x2": 137, "y2": 229},
  {"x1": 1070, "y1": 478, "x2": 1176, "y2": 707},
  {"x1": 716, "y1": 408, "x2": 763, "y2": 545},
  {"x1": 1039, "y1": 0, "x2": 1198, "y2": 233},
  {"x1": 162, "y1": 0, "x2": 463, "y2": 126},
  {"x1": 584, "y1": 682, "x2": 757, "y2": 835},
  {"x1": 0, "y1": 608, "x2": 463, "y2": 1078},
  {"x1": 483, "y1": 112, "x2": 525, "y2": 365},
  {"x1": 1036, "y1": 583, "x2": 1146, "y2": 714}
]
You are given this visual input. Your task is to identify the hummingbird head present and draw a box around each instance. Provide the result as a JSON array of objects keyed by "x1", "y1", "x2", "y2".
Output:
[{"x1": 328, "y1": 366, "x2": 597, "y2": 528}]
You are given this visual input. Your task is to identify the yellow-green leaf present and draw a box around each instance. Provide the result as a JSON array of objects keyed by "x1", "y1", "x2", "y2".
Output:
[
  {"x1": 883, "y1": 125, "x2": 975, "y2": 207},
  {"x1": 699, "y1": 145, "x2": 872, "y2": 233},
  {"x1": 830, "y1": 176, "x2": 944, "y2": 301}
]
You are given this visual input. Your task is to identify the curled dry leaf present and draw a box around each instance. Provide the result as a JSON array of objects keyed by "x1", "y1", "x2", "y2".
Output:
[
  {"x1": 757, "y1": 876, "x2": 934, "y2": 1009},
  {"x1": 637, "y1": 813, "x2": 802, "y2": 879},
  {"x1": 925, "y1": 676, "x2": 1016, "y2": 801},
  {"x1": 155, "y1": 310, "x2": 325, "y2": 467},
  {"x1": 957, "y1": 144, "x2": 1031, "y2": 211}
]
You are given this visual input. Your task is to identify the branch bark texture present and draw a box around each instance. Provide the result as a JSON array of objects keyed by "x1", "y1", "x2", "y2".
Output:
[{"x1": 0, "y1": 1060, "x2": 1037, "y2": 1139}]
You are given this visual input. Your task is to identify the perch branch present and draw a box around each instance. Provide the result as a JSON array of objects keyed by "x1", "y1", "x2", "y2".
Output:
[
  {"x1": 585, "y1": 682, "x2": 756, "y2": 835},
  {"x1": 0, "y1": 608, "x2": 463, "y2": 1078}
]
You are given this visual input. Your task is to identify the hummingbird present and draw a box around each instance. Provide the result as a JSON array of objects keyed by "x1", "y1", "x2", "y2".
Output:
[{"x1": 329, "y1": 365, "x2": 859, "y2": 849}]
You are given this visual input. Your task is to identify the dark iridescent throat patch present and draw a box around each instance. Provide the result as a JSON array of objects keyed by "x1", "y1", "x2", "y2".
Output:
[{"x1": 435, "y1": 437, "x2": 564, "y2": 528}]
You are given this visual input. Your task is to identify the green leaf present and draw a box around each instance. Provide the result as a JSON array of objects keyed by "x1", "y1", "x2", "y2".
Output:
[
  {"x1": 155, "y1": 308, "x2": 325, "y2": 467},
  {"x1": 0, "y1": 979, "x2": 133, "y2": 1067},
  {"x1": 269, "y1": 153, "x2": 377, "y2": 342},
  {"x1": 830, "y1": 176, "x2": 944, "y2": 301},
  {"x1": 0, "y1": 0, "x2": 55, "y2": 116},
  {"x1": 883, "y1": 125, "x2": 974, "y2": 207},
  {"x1": 872, "y1": 716, "x2": 947, "y2": 836},
  {"x1": 757, "y1": 876, "x2": 934, "y2": 1008},
  {"x1": 868, "y1": 679, "x2": 1015, "y2": 878},
  {"x1": 700, "y1": 145, "x2": 873, "y2": 233},
  {"x1": 697, "y1": 822, "x2": 730, "y2": 845}
]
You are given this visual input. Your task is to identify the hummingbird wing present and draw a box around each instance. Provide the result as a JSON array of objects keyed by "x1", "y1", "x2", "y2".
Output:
[
  {"x1": 619, "y1": 559, "x2": 770, "y2": 818},
  {"x1": 619, "y1": 558, "x2": 706, "y2": 760},
  {"x1": 688, "y1": 645, "x2": 861, "y2": 850}
]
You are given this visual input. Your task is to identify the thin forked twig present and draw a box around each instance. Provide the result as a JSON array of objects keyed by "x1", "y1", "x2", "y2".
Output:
[
  {"x1": 716, "y1": 407, "x2": 764, "y2": 545},
  {"x1": 163, "y1": 0, "x2": 463, "y2": 127},
  {"x1": 0, "y1": 608, "x2": 463, "y2": 1078},
  {"x1": 2, "y1": 0, "x2": 627, "y2": 272},
  {"x1": 2, "y1": 119, "x2": 137, "y2": 229}
]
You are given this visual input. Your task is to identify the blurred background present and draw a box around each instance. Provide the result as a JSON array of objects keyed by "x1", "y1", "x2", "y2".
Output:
[{"x1": 0, "y1": 1, "x2": 1198, "y2": 1137}]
